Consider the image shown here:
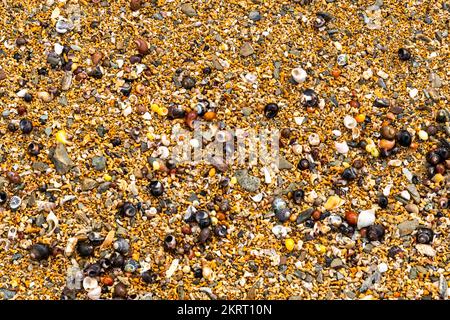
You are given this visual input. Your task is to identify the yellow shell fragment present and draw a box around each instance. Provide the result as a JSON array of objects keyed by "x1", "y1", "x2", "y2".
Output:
[
  {"x1": 285, "y1": 238, "x2": 295, "y2": 251},
  {"x1": 324, "y1": 195, "x2": 345, "y2": 210},
  {"x1": 55, "y1": 130, "x2": 70, "y2": 144}
]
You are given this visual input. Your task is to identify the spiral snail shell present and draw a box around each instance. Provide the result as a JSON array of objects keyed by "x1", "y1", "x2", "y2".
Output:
[{"x1": 416, "y1": 228, "x2": 434, "y2": 244}]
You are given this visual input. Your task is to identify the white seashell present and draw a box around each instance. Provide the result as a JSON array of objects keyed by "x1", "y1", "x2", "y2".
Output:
[
  {"x1": 400, "y1": 190, "x2": 410, "y2": 201},
  {"x1": 357, "y1": 208, "x2": 376, "y2": 229},
  {"x1": 292, "y1": 144, "x2": 302, "y2": 155},
  {"x1": 166, "y1": 258, "x2": 179, "y2": 278},
  {"x1": 402, "y1": 168, "x2": 413, "y2": 182},
  {"x1": 143, "y1": 112, "x2": 151, "y2": 120},
  {"x1": 294, "y1": 116, "x2": 305, "y2": 126},
  {"x1": 335, "y1": 141, "x2": 349, "y2": 154},
  {"x1": 251, "y1": 193, "x2": 263, "y2": 202},
  {"x1": 362, "y1": 68, "x2": 373, "y2": 80},
  {"x1": 37, "y1": 91, "x2": 53, "y2": 102},
  {"x1": 409, "y1": 88, "x2": 418, "y2": 99},
  {"x1": 383, "y1": 184, "x2": 392, "y2": 196},
  {"x1": 332, "y1": 130, "x2": 341, "y2": 137},
  {"x1": 352, "y1": 127, "x2": 361, "y2": 139},
  {"x1": 123, "y1": 105, "x2": 132, "y2": 116},
  {"x1": 136, "y1": 64, "x2": 146, "y2": 75},
  {"x1": 7, "y1": 227, "x2": 17, "y2": 241},
  {"x1": 202, "y1": 266, "x2": 213, "y2": 280},
  {"x1": 244, "y1": 73, "x2": 257, "y2": 83},
  {"x1": 272, "y1": 225, "x2": 290, "y2": 238},
  {"x1": 16, "y1": 89, "x2": 28, "y2": 98},
  {"x1": 416, "y1": 244, "x2": 436, "y2": 257},
  {"x1": 291, "y1": 67, "x2": 307, "y2": 83},
  {"x1": 37, "y1": 201, "x2": 57, "y2": 212},
  {"x1": 54, "y1": 43, "x2": 64, "y2": 55},
  {"x1": 343, "y1": 115, "x2": 357, "y2": 129},
  {"x1": 87, "y1": 286, "x2": 102, "y2": 300},
  {"x1": 262, "y1": 167, "x2": 271, "y2": 184},
  {"x1": 65, "y1": 237, "x2": 78, "y2": 257},
  {"x1": 329, "y1": 215, "x2": 343, "y2": 227},
  {"x1": 46, "y1": 211, "x2": 59, "y2": 235},
  {"x1": 308, "y1": 133, "x2": 320, "y2": 146},
  {"x1": 388, "y1": 159, "x2": 402, "y2": 167},
  {"x1": 83, "y1": 277, "x2": 98, "y2": 291},
  {"x1": 157, "y1": 146, "x2": 169, "y2": 159}
]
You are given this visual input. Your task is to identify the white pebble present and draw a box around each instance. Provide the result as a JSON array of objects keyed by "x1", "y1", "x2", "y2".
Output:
[
  {"x1": 409, "y1": 88, "x2": 418, "y2": 99},
  {"x1": 16, "y1": 89, "x2": 28, "y2": 97},
  {"x1": 377, "y1": 70, "x2": 389, "y2": 79},
  {"x1": 244, "y1": 73, "x2": 257, "y2": 83},
  {"x1": 378, "y1": 263, "x2": 388, "y2": 273},
  {"x1": 335, "y1": 141, "x2": 349, "y2": 154},
  {"x1": 362, "y1": 68, "x2": 373, "y2": 80},
  {"x1": 291, "y1": 67, "x2": 307, "y2": 83},
  {"x1": 383, "y1": 184, "x2": 392, "y2": 196},
  {"x1": 357, "y1": 208, "x2": 376, "y2": 229},
  {"x1": 123, "y1": 105, "x2": 132, "y2": 117},
  {"x1": 388, "y1": 159, "x2": 402, "y2": 167},
  {"x1": 143, "y1": 112, "x2": 151, "y2": 120},
  {"x1": 418, "y1": 130, "x2": 428, "y2": 141},
  {"x1": 402, "y1": 168, "x2": 413, "y2": 182},
  {"x1": 251, "y1": 193, "x2": 263, "y2": 202},
  {"x1": 189, "y1": 139, "x2": 200, "y2": 148}
]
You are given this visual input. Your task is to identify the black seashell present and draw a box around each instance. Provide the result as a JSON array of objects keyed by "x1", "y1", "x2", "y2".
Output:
[
  {"x1": 199, "y1": 227, "x2": 211, "y2": 243},
  {"x1": 113, "y1": 238, "x2": 130, "y2": 255},
  {"x1": 0, "y1": 191, "x2": 7, "y2": 205},
  {"x1": 366, "y1": 224, "x2": 385, "y2": 242},
  {"x1": 214, "y1": 225, "x2": 227, "y2": 237},
  {"x1": 88, "y1": 232, "x2": 104, "y2": 246},
  {"x1": 341, "y1": 167, "x2": 357, "y2": 180},
  {"x1": 275, "y1": 208, "x2": 291, "y2": 222},
  {"x1": 300, "y1": 89, "x2": 318, "y2": 108},
  {"x1": 141, "y1": 270, "x2": 158, "y2": 284},
  {"x1": 167, "y1": 105, "x2": 186, "y2": 119},
  {"x1": 76, "y1": 241, "x2": 94, "y2": 257},
  {"x1": 426, "y1": 151, "x2": 442, "y2": 165},
  {"x1": 84, "y1": 263, "x2": 102, "y2": 277},
  {"x1": 292, "y1": 189, "x2": 304, "y2": 204},
  {"x1": 30, "y1": 243, "x2": 51, "y2": 261},
  {"x1": 195, "y1": 210, "x2": 211, "y2": 228},
  {"x1": 164, "y1": 235, "x2": 176, "y2": 250},
  {"x1": 416, "y1": 228, "x2": 434, "y2": 244},
  {"x1": 149, "y1": 180, "x2": 164, "y2": 197},
  {"x1": 110, "y1": 252, "x2": 125, "y2": 268},
  {"x1": 121, "y1": 202, "x2": 136, "y2": 217}
]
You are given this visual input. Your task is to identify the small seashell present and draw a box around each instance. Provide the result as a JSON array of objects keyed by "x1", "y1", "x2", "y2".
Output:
[
  {"x1": 166, "y1": 258, "x2": 179, "y2": 278},
  {"x1": 100, "y1": 230, "x2": 115, "y2": 249},
  {"x1": 400, "y1": 190, "x2": 410, "y2": 201},
  {"x1": 343, "y1": 115, "x2": 357, "y2": 129},
  {"x1": 308, "y1": 133, "x2": 320, "y2": 146},
  {"x1": 335, "y1": 141, "x2": 349, "y2": 154},
  {"x1": 135, "y1": 38, "x2": 149, "y2": 55},
  {"x1": 83, "y1": 277, "x2": 98, "y2": 291},
  {"x1": 54, "y1": 43, "x2": 64, "y2": 55},
  {"x1": 87, "y1": 286, "x2": 102, "y2": 300},
  {"x1": 329, "y1": 214, "x2": 342, "y2": 227},
  {"x1": 251, "y1": 193, "x2": 263, "y2": 202},
  {"x1": 244, "y1": 73, "x2": 257, "y2": 83},
  {"x1": 55, "y1": 130, "x2": 70, "y2": 144},
  {"x1": 416, "y1": 244, "x2": 436, "y2": 257},
  {"x1": 291, "y1": 67, "x2": 307, "y2": 83},
  {"x1": 113, "y1": 238, "x2": 130, "y2": 255},
  {"x1": 324, "y1": 195, "x2": 345, "y2": 210},
  {"x1": 46, "y1": 211, "x2": 59, "y2": 235},
  {"x1": 388, "y1": 159, "x2": 402, "y2": 167},
  {"x1": 272, "y1": 225, "x2": 289, "y2": 238},
  {"x1": 65, "y1": 237, "x2": 78, "y2": 257},
  {"x1": 357, "y1": 208, "x2": 376, "y2": 229},
  {"x1": 16, "y1": 89, "x2": 28, "y2": 98},
  {"x1": 37, "y1": 91, "x2": 53, "y2": 102},
  {"x1": 379, "y1": 139, "x2": 395, "y2": 150},
  {"x1": 262, "y1": 167, "x2": 271, "y2": 184}
]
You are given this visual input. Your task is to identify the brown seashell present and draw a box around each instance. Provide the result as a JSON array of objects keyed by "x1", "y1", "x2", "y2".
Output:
[
  {"x1": 100, "y1": 230, "x2": 115, "y2": 249},
  {"x1": 185, "y1": 111, "x2": 197, "y2": 129},
  {"x1": 91, "y1": 52, "x2": 104, "y2": 65},
  {"x1": 6, "y1": 171, "x2": 21, "y2": 184},
  {"x1": 135, "y1": 83, "x2": 146, "y2": 95},
  {"x1": 379, "y1": 139, "x2": 396, "y2": 150},
  {"x1": 380, "y1": 125, "x2": 396, "y2": 140},
  {"x1": 135, "y1": 38, "x2": 149, "y2": 55},
  {"x1": 203, "y1": 111, "x2": 217, "y2": 121},
  {"x1": 136, "y1": 104, "x2": 147, "y2": 114},
  {"x1": 130, "y1": 0, "x2": 142, "y2": 11}
]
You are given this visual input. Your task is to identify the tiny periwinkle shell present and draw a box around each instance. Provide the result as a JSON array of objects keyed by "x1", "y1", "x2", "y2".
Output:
[
  {"x1": 30, "y1": 243, "x2": 51, "y2": 261},
  {"x1": 272, "y1": 197, "x2": 287, "y2": 212},
  {"x1": 214, "y1": 225, "x2": 227, "y2": 237},
  {"x1": 84, "y1": 263, "x2": 102, "y2": 277},
  {"x1": 199, "y1": 227, "x2": 211, "y2": 243},
  {"x1": 77, "y1": 241, "x2": 94, "y2": 257},
  {"x1": 120, "y1": 202, "x2": 136, "y2": 217},
  {"x1": 366, "y1": 224, "x2": 385, "y2": 242},
  {"x1": 195, "y1": 210, "x2": 211, "y2": 228},
  {"x1": 300, "y1": 89, "x2": 318, "y2": 108},
  {"x1": 164, "y1": 235, "x2": 177, "y2": 250},
  {"x1": 124, "y1": 259, "x2": 139, "y2": 273},
  {"x1": 275, "y1": 208, "x2": 291, "y2": 222},
  {"x1": 416, "y1": 228, "x2": 434, "y2": 244},
  {"x1": 113, "y1": 238, "x2": 130, "y2": 255}
]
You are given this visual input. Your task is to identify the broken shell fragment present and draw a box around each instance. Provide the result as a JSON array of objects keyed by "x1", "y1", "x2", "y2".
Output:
[{"x1": 324, "y1": 195, "x2": 345, "y2": 210}]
